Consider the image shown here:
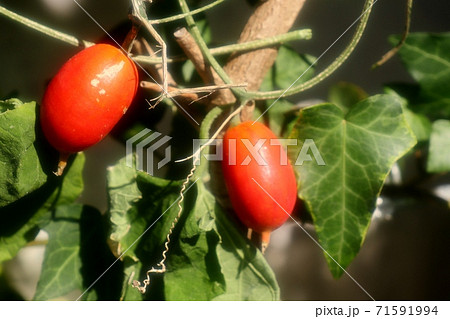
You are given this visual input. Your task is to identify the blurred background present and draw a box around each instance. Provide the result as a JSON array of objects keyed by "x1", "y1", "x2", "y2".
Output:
[{"x1": 0, "y1": 0, "x2": 450, "y2": 300}]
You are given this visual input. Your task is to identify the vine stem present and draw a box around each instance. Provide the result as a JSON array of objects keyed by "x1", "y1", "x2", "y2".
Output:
[
  {"x1": 149, "y1": 0, "x2": 225, "y2": 24},
  {"x1": 1, "y1": 0, "x2": 375, "y2": 102},
  {"x1": 0, "y1": 5, "x2": 94, "y2": 48},
  {"x1": 372, "y1": 0, "x2": 413, "y2": 69},
  {"x1": 175, "y1": 103, "x2": 245, "y2": 163},
  {"x1": 249, "y1": 0, "x2": 376, "y2": 101},
  {"x1": 133, "y1": 29, "x2": 312, "y2": 65},
  {"x1": 177, "y1": 0, "x2": 247, "y2": 100}
]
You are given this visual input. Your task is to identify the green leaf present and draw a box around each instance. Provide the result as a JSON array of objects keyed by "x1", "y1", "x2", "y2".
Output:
[
  {"x1": 34, "y1": 204, "x2": 121, "y2": 301},
  {"x1": 261, "y1": 45, "x2": 315, "y2": 92},
  {"x1": 384, "y1": 86, "x2": 432, "y2": 142},
  {"x1": 0, "y1": 152, "x2": 85, "y2": 264},
  {"x1": 120, "y1": 259, "x2": 144, "y2": 301},
  {"x1": 288, "y1": 94, "x2": 416, "y2": 277},
  {"x1": 107, "y1": 160, "x2": 182, "y2": 262},
  {"x1": 259, "y1": 47, "x2": 315, "y2": 137},
  {"x1": 392, "y1": 33, "x2": 450, "y2": 119},
  {"x1": 394, "y1": 33, "x2": 450, "y2": 97},
  {"x1": 164, "y1": 182, "x2": 224, "y2": 301},
  {"x1": 273, "y1": 46, "x2": 315, "y2": 90},
  {"x1": 165, "y1": 181, "x2": 279, "y2": 301},
  {"x1": 33, "y1": 204, "x2": 85, "y2": 300},
  {"x1": 107, "y1": 156, "x2": 279, "y2": 300},
  {"x1": 427, "y1": 120, "x2": 450, "y2": 173},
  {"x1": 403, "y1": 108, "x2": 432, "y2": 142},
  {"x1": 265, "y1": 99, "x2": 298, "y2": 138},
  {"x1": 213, "y1": 199, "x2": 280, "y2": 301},
  {"x1": 385, "y1": 83, "x2": 450, "y2": 120},
  {"x1": 0, "y1": 99, "x2": 47, "y2": 207},
  {"x1": 328, "y1": 82, "x2": 368, "y2": 113},
  {"x1": 0, "y1": 98, "x2": 22, "y2": 112}
]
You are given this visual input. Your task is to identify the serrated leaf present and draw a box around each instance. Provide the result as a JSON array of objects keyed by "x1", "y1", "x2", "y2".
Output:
[
  {"x1": 427, "y1": 120, "x2": 450, "y2": 173},
  {"x1": 288, "y1": 94, "x2": 416, "y2": 277},
  {"x1": 0, "y1": 99, "x2": 47, "y2": 207},
  {"x1": 0, "y1": 152, "x2": 85, "y2": 264}
]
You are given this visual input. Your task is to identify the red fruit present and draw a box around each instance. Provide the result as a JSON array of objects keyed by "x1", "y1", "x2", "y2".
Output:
[
  {"x1": 221, "y1": 121, "x2": 297, "y2": 250},
  {"x1": 40, "y1": 44, "x2": 139, "y2": 174}
]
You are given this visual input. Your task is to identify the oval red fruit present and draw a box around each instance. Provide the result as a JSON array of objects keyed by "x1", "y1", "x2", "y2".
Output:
[
  {"x1": 221, "y1": 121, "x2": 297, "y2": 240},
  {"x1": 40, "y1": 44, "x2": 139, "y2": 154}
]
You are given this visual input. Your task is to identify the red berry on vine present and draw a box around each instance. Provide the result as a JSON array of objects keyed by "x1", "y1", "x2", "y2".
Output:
[
  {"x1": 40, "y1": 44, "x2": 139, "y2": 175},
  {"x1": 221, "y1": 121, "x2": 297, "y2": 251}
]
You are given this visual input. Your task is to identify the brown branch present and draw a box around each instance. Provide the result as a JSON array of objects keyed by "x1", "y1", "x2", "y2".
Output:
[
  {"x1": 139, "y1": 38, "x2": 177, "y2": 86},
  {"x1": 212, "y1": 0, "x2": 307, "y2": 105},
  {"x1": 174, "y1": 27, "x2": 224, "y2": 86},
  {"x1": 140, "y1": 81, "x2": 246, "y2": 102},
  {"x1": 140, "y1": 81, "x2": 199, "y2": 101}
]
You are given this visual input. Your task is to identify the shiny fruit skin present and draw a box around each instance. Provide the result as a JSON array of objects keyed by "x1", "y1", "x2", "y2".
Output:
[
  {"x1": 221, "y1": 121, "x2": 297, "y2": 233},
  {"x1": 40, "y1": 44, "x2": 139, "y2": 153}
]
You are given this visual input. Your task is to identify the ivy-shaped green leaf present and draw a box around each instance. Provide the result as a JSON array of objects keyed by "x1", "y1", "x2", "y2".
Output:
[
  {"x1": 392, "y1": 33, "x2": 450, "y2": 120},
  {"x1": 288, "y1": 94, "x2": 416, "y2": 278},
  {"x1": 393, "y1": 33, "x2": 450, "y2": 98}
]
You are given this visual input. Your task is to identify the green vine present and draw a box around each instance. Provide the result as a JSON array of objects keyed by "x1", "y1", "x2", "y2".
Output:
[
  {"x1": 0, "y1": 0, "x2": 375, "y2": 103},
  {"x1": 133, "y1": 29, "x2": 312, "y2": 65},
  {"x1": 0, "y1": 5, "x2": 94, "y2": 48},
  {"x1": 249, "y1": 0, "x2": 375, "y2": 101}
]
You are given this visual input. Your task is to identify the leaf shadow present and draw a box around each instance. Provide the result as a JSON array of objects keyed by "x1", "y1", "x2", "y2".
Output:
[{"x1": 79, "y1": 205, "x2": 123, "y2": 300}]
